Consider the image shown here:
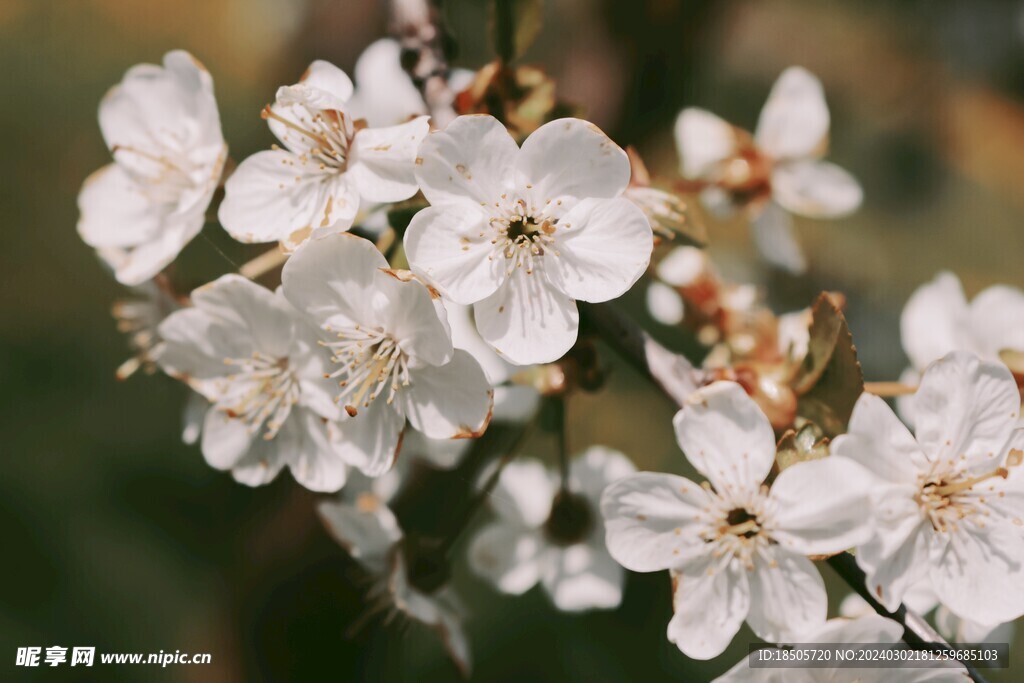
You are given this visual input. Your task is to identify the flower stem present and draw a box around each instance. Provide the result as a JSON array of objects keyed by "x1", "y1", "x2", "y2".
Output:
[
  {"x1": 239, "y1": 247, "x2": 288, "y2": 280},
  {"x1": 390, "y1": 0, "x2": 457, "y2": 128},
  {"x1": 582, "y1": 301, "x2": 988, "y2": 683}
]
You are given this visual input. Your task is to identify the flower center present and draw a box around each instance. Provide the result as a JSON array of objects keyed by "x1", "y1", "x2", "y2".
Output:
[
  {"x1": 700, "y1": 484, "x2": 773, "y2": 570},
  {"x1": 321, "y1": 323, "x2": 411, "y2": 416},
  {"x1": 543, "y1": 491, "x2": 595, "y2": 546},
  {"x1": 488, "y1": 196, "x2": 565, "y2": 275},
  {"x1": 262, "y1": 104, "x2": 354, "y2": 171},
  {"x1": 219, "y1": 352, "x2": 300, "y2": 439},
  {"x1": 400, "y1": 537, "x2": 450, "y2": 596},
  {"x1": 917, "y1": 460, "x2": 1015, "y2": 533}
]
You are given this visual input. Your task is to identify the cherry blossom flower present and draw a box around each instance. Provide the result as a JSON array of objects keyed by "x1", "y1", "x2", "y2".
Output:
[
  {"x1": 219, "y1": 60, "x2": 429, "y2": 250},
  {"x1": 601, "y1": 381, "x2": 873, "y2": 659},
  {"x1": 899, "y1": 271, "x2": 1024, "y2": 424},
  {"x1": 831, "y1": 351, "x2": 1024, "y2": 626},
  {"x1": 468, "y1": 447, "x2": 635, "y2": 612},
  {"x1": 281, "y1": 232, "x2": 494, "y2": 476},
  {"x1": 318, "y1": 497, "x2": 470, "y2": 676},
  {"x1": 675, "y1": 67, "x2": 862, "y2": 273},
  {"x1": 157, "y1": 274, "x2": 348, "y2": 491},
  {"x1": 404, "y1": 115, "x2": 653, "y2": 365},
  {"x1": 78, "y1": 50, "x2": 227, "y2": 285},
  {"x1": 714, "y1": 615, "x2": 969, "y2": 682}
]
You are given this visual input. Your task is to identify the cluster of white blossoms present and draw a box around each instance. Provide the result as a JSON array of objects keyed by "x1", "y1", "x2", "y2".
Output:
[{"x1": 77, "y1": 39, "x2": 1021, "y2": 682}]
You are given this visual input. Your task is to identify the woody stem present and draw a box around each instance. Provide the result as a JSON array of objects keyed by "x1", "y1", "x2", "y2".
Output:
[{"x1": 863, "y1": 381, "x2": 918, "y2": 397}]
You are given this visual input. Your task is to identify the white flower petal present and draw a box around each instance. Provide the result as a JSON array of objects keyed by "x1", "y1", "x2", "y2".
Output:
[
  {"x1": 673, "y1": 382, "x2": 776, "y2": 494},
  {"x1": 297, "y1": 60, "x2": 354, "y2": 103},
  {"x1": 668, "y1": 554, "x2": 750, "y2": 660},
  {"x1": 288, "y1": 410, "x2": 348, "y2": 492},
  {"x1": 374, "y1": 269, "x2": 454, "y2": 368},
  {"x1": 347, "y1": 39, "x2": 427, "y2": 127},
  {"x1": 491, "y1": 458, "x2": 556, "y2": 528},
  {"x1": 543, "y1": 197, "x2": 653, "y2": 303},
  {"x1": 858, "y1": 518, "x2": 931, "y2": 612},
  {"x1": 318, "y1": 498, "x2": 402, "y2": 574},
  {"x1": 415, "y1": 114, "x2": 520, "y2": 207},
  {"x1": 969, "y1": 284, "x2": 1024, "y2": 358},
  {"x1": 541, "y1": 542, "x2": 624, "y2": 611},
  {"x1": 832, "y1": 392, "x2": 929, "y2": 483},
  {"x1": 750, "y1": 201, "x2": 806, "y2": 273},
  {"x1": 768, "y1": 457, "x2": 874, "y2": 556},
  {"x1": 570, "y1": 446, "x2": 637, "y2": 500},
  {"x1": 930, "y1": 523, "x2": 1024, "y2": 625},
  {"x1": 600, "y1": 472, "x2": 711, "y2": 572},
  {"x1": 77, "y1": 164, "x2": 161, "y2": 248},
  {"x1": 746, "y1": 547, "x2": 827, "y2": 643},
  {"x1": 647, "y1": 282, "x2": 685, "y2": 326},
  {"x1": 404, "y1": 204, "x2": 502, "y2": 305},
  {"x1": 517, "y1": 118, "x2": 631, "y2": 201},
  {"x1": 281, "y1": 232, "x2": 388, "y2": 329},
  {"x1": 772, "y1": 160, "x2": 863, "y2": 218},
  {"x1": 656, "y1": 246, "x2": 707, "y2": 287},
  {"x1": 674, "y1": 108, "x2": 737, "y2": 179},
  {"x1": 200, "y1": 408, "x2": 257, "y2": 471},
  {"x1": 468, "y1": 523, "x2": 545, "y2": 595},
  {"x1": 754, "y1": 67, "x2": 829, "y2": 161},
  {"x1": 347, "y1": 116, "x2": 430, "y2": 203},
  {"x1": 913, "y1": 352, "x2": 1020, "y2": 473},
  {"x1": 219, "y1": 150, "x2": 358, "y2": 244},
  {"x1": 474, "y1": 265, "x2": 579, "y2": 365},
  {"x1": 401, "y1": 349, "x2": 493, "y2": 439},
  {"x1": 334, "y1": 397, "x2": 405, "y2": 477},
  {"x1": 900, "y1": 272, "x2": 969, "y2": 371}
]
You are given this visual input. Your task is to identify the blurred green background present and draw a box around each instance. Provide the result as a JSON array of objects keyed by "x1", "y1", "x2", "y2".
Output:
[{"x1": 2, "y1": 0, "x2": 1023, "y2": 680}]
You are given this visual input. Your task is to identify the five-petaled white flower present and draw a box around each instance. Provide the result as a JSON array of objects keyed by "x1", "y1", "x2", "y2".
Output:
[
  {"x1": 898, "y1": 271, "x2": 1024, "y2": 425},
  {"x1": 318, "y1": 497, "x2": 471, "y2": 676},
  {"x1": 831, "y1": 351, "x2": 1024, "y2": 628},
  {"x1": 714, "y1": 614, "x2": 969, "y2": 682},
  {"x1": 157, "y1": 274, "x2": 348, "y2": 491},
  {"x1": 601, "y1": 381, "x2": 873, "y2": 659},
  {"x1": 219, "y1": 60, "x2": 429, "y2": 250},
  {"x1": 675, "y1": 67, "x2": 862, "y2": 273},
  {"x1": 404, "y1": 114, "x2": 654, "y2": 365},
  {"x1": 281, "y1": 232, "x2": 494, "y2": 476},
  {"x1": 468, "y1": 446, "x2": 635, "y2": 612},
  {"x1": 78, "y1": 50, "x2": 227, "y2": 286}
]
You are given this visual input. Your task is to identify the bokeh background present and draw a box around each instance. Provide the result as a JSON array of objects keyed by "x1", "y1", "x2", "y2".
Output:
[{"x1": 3, "y1": 0, "x2": 1024, "y2": 680}]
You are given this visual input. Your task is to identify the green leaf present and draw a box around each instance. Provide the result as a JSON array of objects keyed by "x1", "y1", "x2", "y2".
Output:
[
  {"x1": 792, "y1": 294, "x2": 864, "y2": 438},
  {"x1": 491, "y1": 0, "x2": 543, "y2": 63},
  {"x1": 775, "y1": 423, "x2": 830, "y2": 471}
]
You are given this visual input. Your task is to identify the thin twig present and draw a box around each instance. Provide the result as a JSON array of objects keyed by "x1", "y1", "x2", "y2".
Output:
[
  {"x1": 582, "y1": 301, "x2": 987, "y2": 683},
  {"x1": 864, "y1": 381, "x2": 917, "y2": 397},
  {"x1": 238, "y1": 247, "x2": 288, "y2": 280}
]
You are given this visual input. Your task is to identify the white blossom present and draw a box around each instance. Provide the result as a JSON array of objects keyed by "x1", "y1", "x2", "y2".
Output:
[
  {"x1": 404, "y1": 115, "x2": 653, "y2": 365},
  {"x1": 469, "y1": 447, "x2": 635, "y2": 612},
  {"x1": 78, "y1": 51, "x2": 227, "y2": 285},
  {"x1": 714, "y1": 615, "x2": 969, "y2": 682},
  {"x1": 601, "y1": 381, "x2": 873, "y2": 659},
  {"x1": 157, "y1": 274, "x2": 348, "y2": 491},
  {"x1": 219, "y1": 60, "x2": 429, "y2": 249},
  {"x1": 831, "y1": 351, "x2": 1024, "y2": 627},
  {"x1": 318, "y1": 497, "x2": 470, "y2": 675},
  {"x1": 899, "y1": 271, "x2": 1024, "y2": 424},
  {"x1": 675, "y1": 67, "x2": 862, "y2": 273},
  {"x1": 281, "y1": 232, "x2": 494, "y2": 477}
]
